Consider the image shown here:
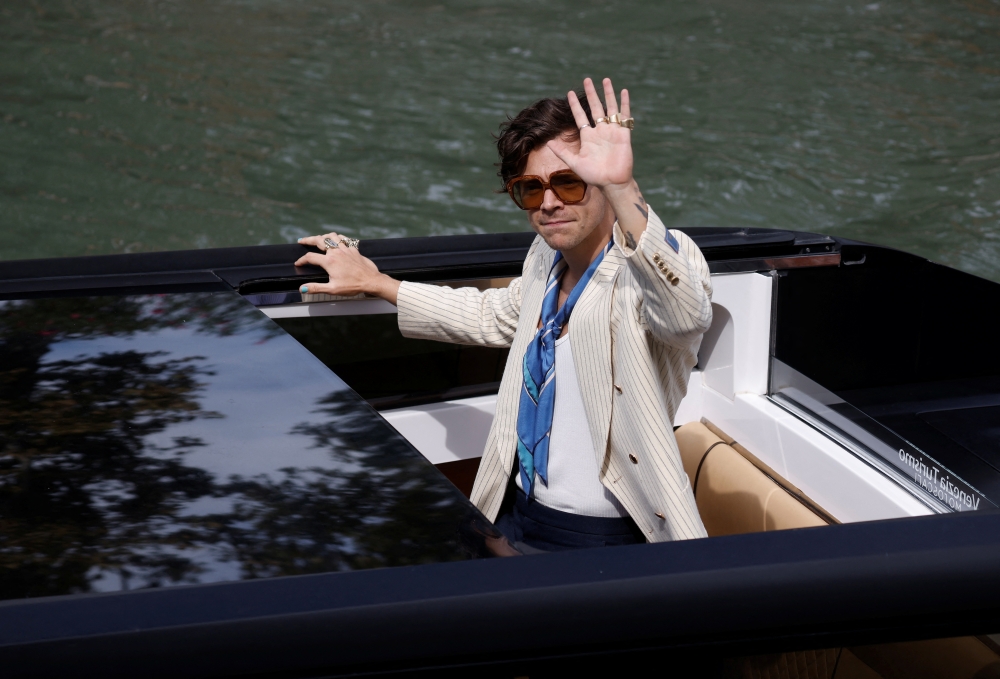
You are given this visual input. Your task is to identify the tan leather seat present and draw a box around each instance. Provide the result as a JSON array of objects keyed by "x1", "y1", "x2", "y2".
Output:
[{"x1": 675, "y1": 421, "x2": 826, "y2": 536}]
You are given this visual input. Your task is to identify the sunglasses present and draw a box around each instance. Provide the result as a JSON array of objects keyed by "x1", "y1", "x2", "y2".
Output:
[{"x1": 505, "y1": 170, "x2": 588, "y2": 210}]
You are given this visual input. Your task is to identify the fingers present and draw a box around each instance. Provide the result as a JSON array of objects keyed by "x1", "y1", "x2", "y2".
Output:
[
  {"x1": 297, "y1": 232, "x2": 346, "y2": 251},
  {"x1": 582, "y1": 77, "x2": 605, "y2": 122},
  {"x1": 621, "y1": 88, "x2": 630, "y2": 119},
  {"x1": 566, "y1": 90, "x2": 591, "y2": 130},
  {"x1": 602, "y1": 78, "x2": 619, "y2": 116},
  {"x1": 297, "y1": 235, "x2": 327, "y2": 250},
  {"x1": 294, "y1": 251, "x2": 330, "y2": 268}
]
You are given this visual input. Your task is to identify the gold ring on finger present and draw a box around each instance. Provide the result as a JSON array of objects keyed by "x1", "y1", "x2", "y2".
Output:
[
  {"x1": 620, "y1": 117, "x2": 635, "y2": 130},
  {"x1": 594, "y1": 116, "x2": 610, "y2": 125},
  {"x1": 323, "y1": 237, "x2": 338, "y2": 250},
  {"x1": 609, "y1": 113, "x2": 621, "y2": 125}
]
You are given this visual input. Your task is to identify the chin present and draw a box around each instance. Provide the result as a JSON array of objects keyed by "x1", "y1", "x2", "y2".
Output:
[
  {"x1": 538, "y1": 233, "x2": 580, "y2": 253},
  {"x1": 535, "y1": 225, "x2": 586, "y2": 253}
]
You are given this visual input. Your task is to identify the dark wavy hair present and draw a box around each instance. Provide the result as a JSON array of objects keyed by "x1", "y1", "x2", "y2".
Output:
[{"x1": 494, "y1": 91, "x2": 594, "y2": 191}]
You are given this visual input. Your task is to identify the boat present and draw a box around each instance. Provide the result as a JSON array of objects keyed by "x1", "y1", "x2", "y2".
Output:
[{"x1": 1, "y1": 227, "x2": 999, "y2": 677}]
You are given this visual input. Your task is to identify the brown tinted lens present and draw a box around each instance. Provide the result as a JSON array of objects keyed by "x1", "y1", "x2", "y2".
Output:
[
  {"x1": 512, "y1": 178, "x2": 545, "y2": 209},
  {"x1": 549, "y1": 173, "x2": 587, "y2": 203}
]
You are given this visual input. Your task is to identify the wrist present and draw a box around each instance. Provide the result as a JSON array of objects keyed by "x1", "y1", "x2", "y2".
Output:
[
  {"x1": 365, "y1": 273, "x2": 389, "y2": 297},
  {"x1": 368, "y1": 273, "x2": 401, "y2": 304},
  {"x1": 601, "y1": 178, "x2": 637, "y2": 201}
]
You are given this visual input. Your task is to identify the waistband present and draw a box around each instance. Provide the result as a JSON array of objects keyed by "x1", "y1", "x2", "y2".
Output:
[{"x1": 515, "y1": 489, "x2": 639, "y2": 537}]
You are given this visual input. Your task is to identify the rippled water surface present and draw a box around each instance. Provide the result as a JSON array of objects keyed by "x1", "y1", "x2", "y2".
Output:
[{"x1": 2, "y1": 0, "x2": 998, "y2": 279}]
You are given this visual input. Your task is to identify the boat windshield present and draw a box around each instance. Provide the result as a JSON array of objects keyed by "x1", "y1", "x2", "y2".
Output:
[{"x1": 0, "y1": 291, "x2": 494, "y2": 601}]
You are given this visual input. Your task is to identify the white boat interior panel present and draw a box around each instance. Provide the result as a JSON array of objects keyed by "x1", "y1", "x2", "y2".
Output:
[
  {"x1": 380, "y1": 394, "x2": 497, "y2": 465},
  {"x1": 260, "y1": 297, "x2": 397, "y2": 318}
]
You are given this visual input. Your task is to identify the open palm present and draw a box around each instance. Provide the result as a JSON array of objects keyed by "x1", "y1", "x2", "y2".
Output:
[{"x1": 547, "y1": 77, "x2": 634, "y2": 189}]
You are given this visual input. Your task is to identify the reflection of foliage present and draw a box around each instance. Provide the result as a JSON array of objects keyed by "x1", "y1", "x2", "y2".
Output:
[
  {"x1": 201, "y1": 390, "x2": 485, "y2": 575},
  {"x1": 0, "y1": 293, "x2": 488, "y2": 600},
  {"x1": 0, "y1": 292, "x2": 271, "y2": 598},
  {"x1": 0, "y1": 347, "x2": 216, "y2": 597}
]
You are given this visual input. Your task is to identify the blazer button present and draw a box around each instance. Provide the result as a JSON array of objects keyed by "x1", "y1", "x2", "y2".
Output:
[
  {"x1": 669, "y1": 276, "x2": 680, "y2": 286},
  {"x1": 655, "y1": 512, "x2": 665, "y2": 520},
  {"x1": 614, "y1": 384, "x2": 623, "y2": 394},
  {"x1": 652, "y1": 253, "x2": 661, "y2": 263},
  {"x1": 629, "y1": 453, "x2": 638, "y2": 464}
]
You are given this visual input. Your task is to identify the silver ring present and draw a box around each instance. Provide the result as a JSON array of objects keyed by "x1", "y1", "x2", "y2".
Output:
[
  {"x1": 341, "y1": 238, "x2": 360, "y2": 249},
  {"x1": 323, "y1": 237, "x2": 338, "y2": 250}
]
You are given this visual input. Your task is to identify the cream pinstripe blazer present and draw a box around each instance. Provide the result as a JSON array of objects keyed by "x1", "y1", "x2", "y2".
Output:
[{"x1": 396, "y1": 207, "x2": 712, "y2": 542}]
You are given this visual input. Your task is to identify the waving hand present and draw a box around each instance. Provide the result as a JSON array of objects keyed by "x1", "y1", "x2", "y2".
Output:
[
  {"x1": 547, "y1": 77, "x2": 634, "y2": 189},
  {"x1": 549, "y1": 77, "x2": 649, "y2": 250}
]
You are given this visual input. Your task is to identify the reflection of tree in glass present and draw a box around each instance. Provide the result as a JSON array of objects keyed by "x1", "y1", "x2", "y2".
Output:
[
  {"x1": 0, "y1": 293, "x2": 274, "y2": 598},
  {"x1": 200, "y1": 389, "x2": 487, "y2": 575},
  {"x1": 0, "y1": 292, "x2": 488, "y2": 600}
]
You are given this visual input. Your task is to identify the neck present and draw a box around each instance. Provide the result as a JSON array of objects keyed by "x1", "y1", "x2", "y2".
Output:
[{"x1": 558, "y1": 220, "x2": 613, "y2": 286}]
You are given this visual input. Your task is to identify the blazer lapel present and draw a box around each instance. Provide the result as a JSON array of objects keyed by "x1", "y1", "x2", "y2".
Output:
[
  {"x1": 493, "y1": 241, "x2": 553, "y2": 474},
  {"x1": 571, "y1": 248, "x2": 623, "y2": 464}
]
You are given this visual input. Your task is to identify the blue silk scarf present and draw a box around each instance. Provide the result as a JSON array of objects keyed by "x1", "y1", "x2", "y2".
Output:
[{"x1": 515, "y1": 241, "x2": 613, "y2": 496}]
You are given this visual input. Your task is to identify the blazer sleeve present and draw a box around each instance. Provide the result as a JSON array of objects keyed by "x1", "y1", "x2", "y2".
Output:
[
  {"x1": 614, "y1": 206, "x2": 713, "y2": 349},
  {"x1": 396, "y1": 276, "x2": 523, "y2": 348}
]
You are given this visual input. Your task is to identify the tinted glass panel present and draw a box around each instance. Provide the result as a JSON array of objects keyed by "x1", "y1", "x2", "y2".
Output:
[
  {"x1": 275, "y1": 313, "x2": 508, "y2": 409},
  {"x1": 772, "y1": 251, "x2": 1000, "y2": 509},
  {"x1": 0, "y1": 292, "x2": 493, "y2": 601},
  {"x1": 770, "y1": 359, "x2": 999, "y2": 512}
]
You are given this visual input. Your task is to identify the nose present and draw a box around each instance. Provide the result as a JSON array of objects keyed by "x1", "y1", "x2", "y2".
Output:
[{"x1": 538, "y1": 187, "x2": 564, "y2": 211}]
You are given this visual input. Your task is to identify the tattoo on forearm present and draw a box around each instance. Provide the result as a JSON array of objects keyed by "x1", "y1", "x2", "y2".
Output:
[
  {"x1": 634, "y1": 188, "x2": 648, "y2": 220},
  {"x1": 624, "y1": 230, "x2": 637, "y2": 250}
]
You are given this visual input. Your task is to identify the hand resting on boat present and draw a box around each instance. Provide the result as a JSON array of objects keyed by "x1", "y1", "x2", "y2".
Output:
[{"x1": 294, "y1": 232, "x2": 401, "y2": 305}]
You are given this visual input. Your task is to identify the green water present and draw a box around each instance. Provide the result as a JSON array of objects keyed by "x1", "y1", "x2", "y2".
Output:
[{"x1": 2, "y1": 0, "x2": 999, "y2": 280}]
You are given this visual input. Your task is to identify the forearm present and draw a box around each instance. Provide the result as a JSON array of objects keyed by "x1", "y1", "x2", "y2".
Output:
[
  {"x1": 602, "y1": 179, "x2": 649, "y2": 251},
  {"x1": 615, "y1": 207, "x2": 714, "y2": 348},
  {"x1": 397, "y1": 279, "x2": 522, "y2": 347}
]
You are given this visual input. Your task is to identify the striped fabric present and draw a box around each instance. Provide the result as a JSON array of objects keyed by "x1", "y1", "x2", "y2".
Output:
[
  {"x1": 516, "y1": 242, "x2": 612, "y2": 497},
  {"x1": 396, "y1": 206, "x2": 712, "y2": 542}
]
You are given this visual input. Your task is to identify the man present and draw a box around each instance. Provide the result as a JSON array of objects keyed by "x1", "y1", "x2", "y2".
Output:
[{"x1": 295, "y1": 77, "x2": 712, "y2": 551}]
